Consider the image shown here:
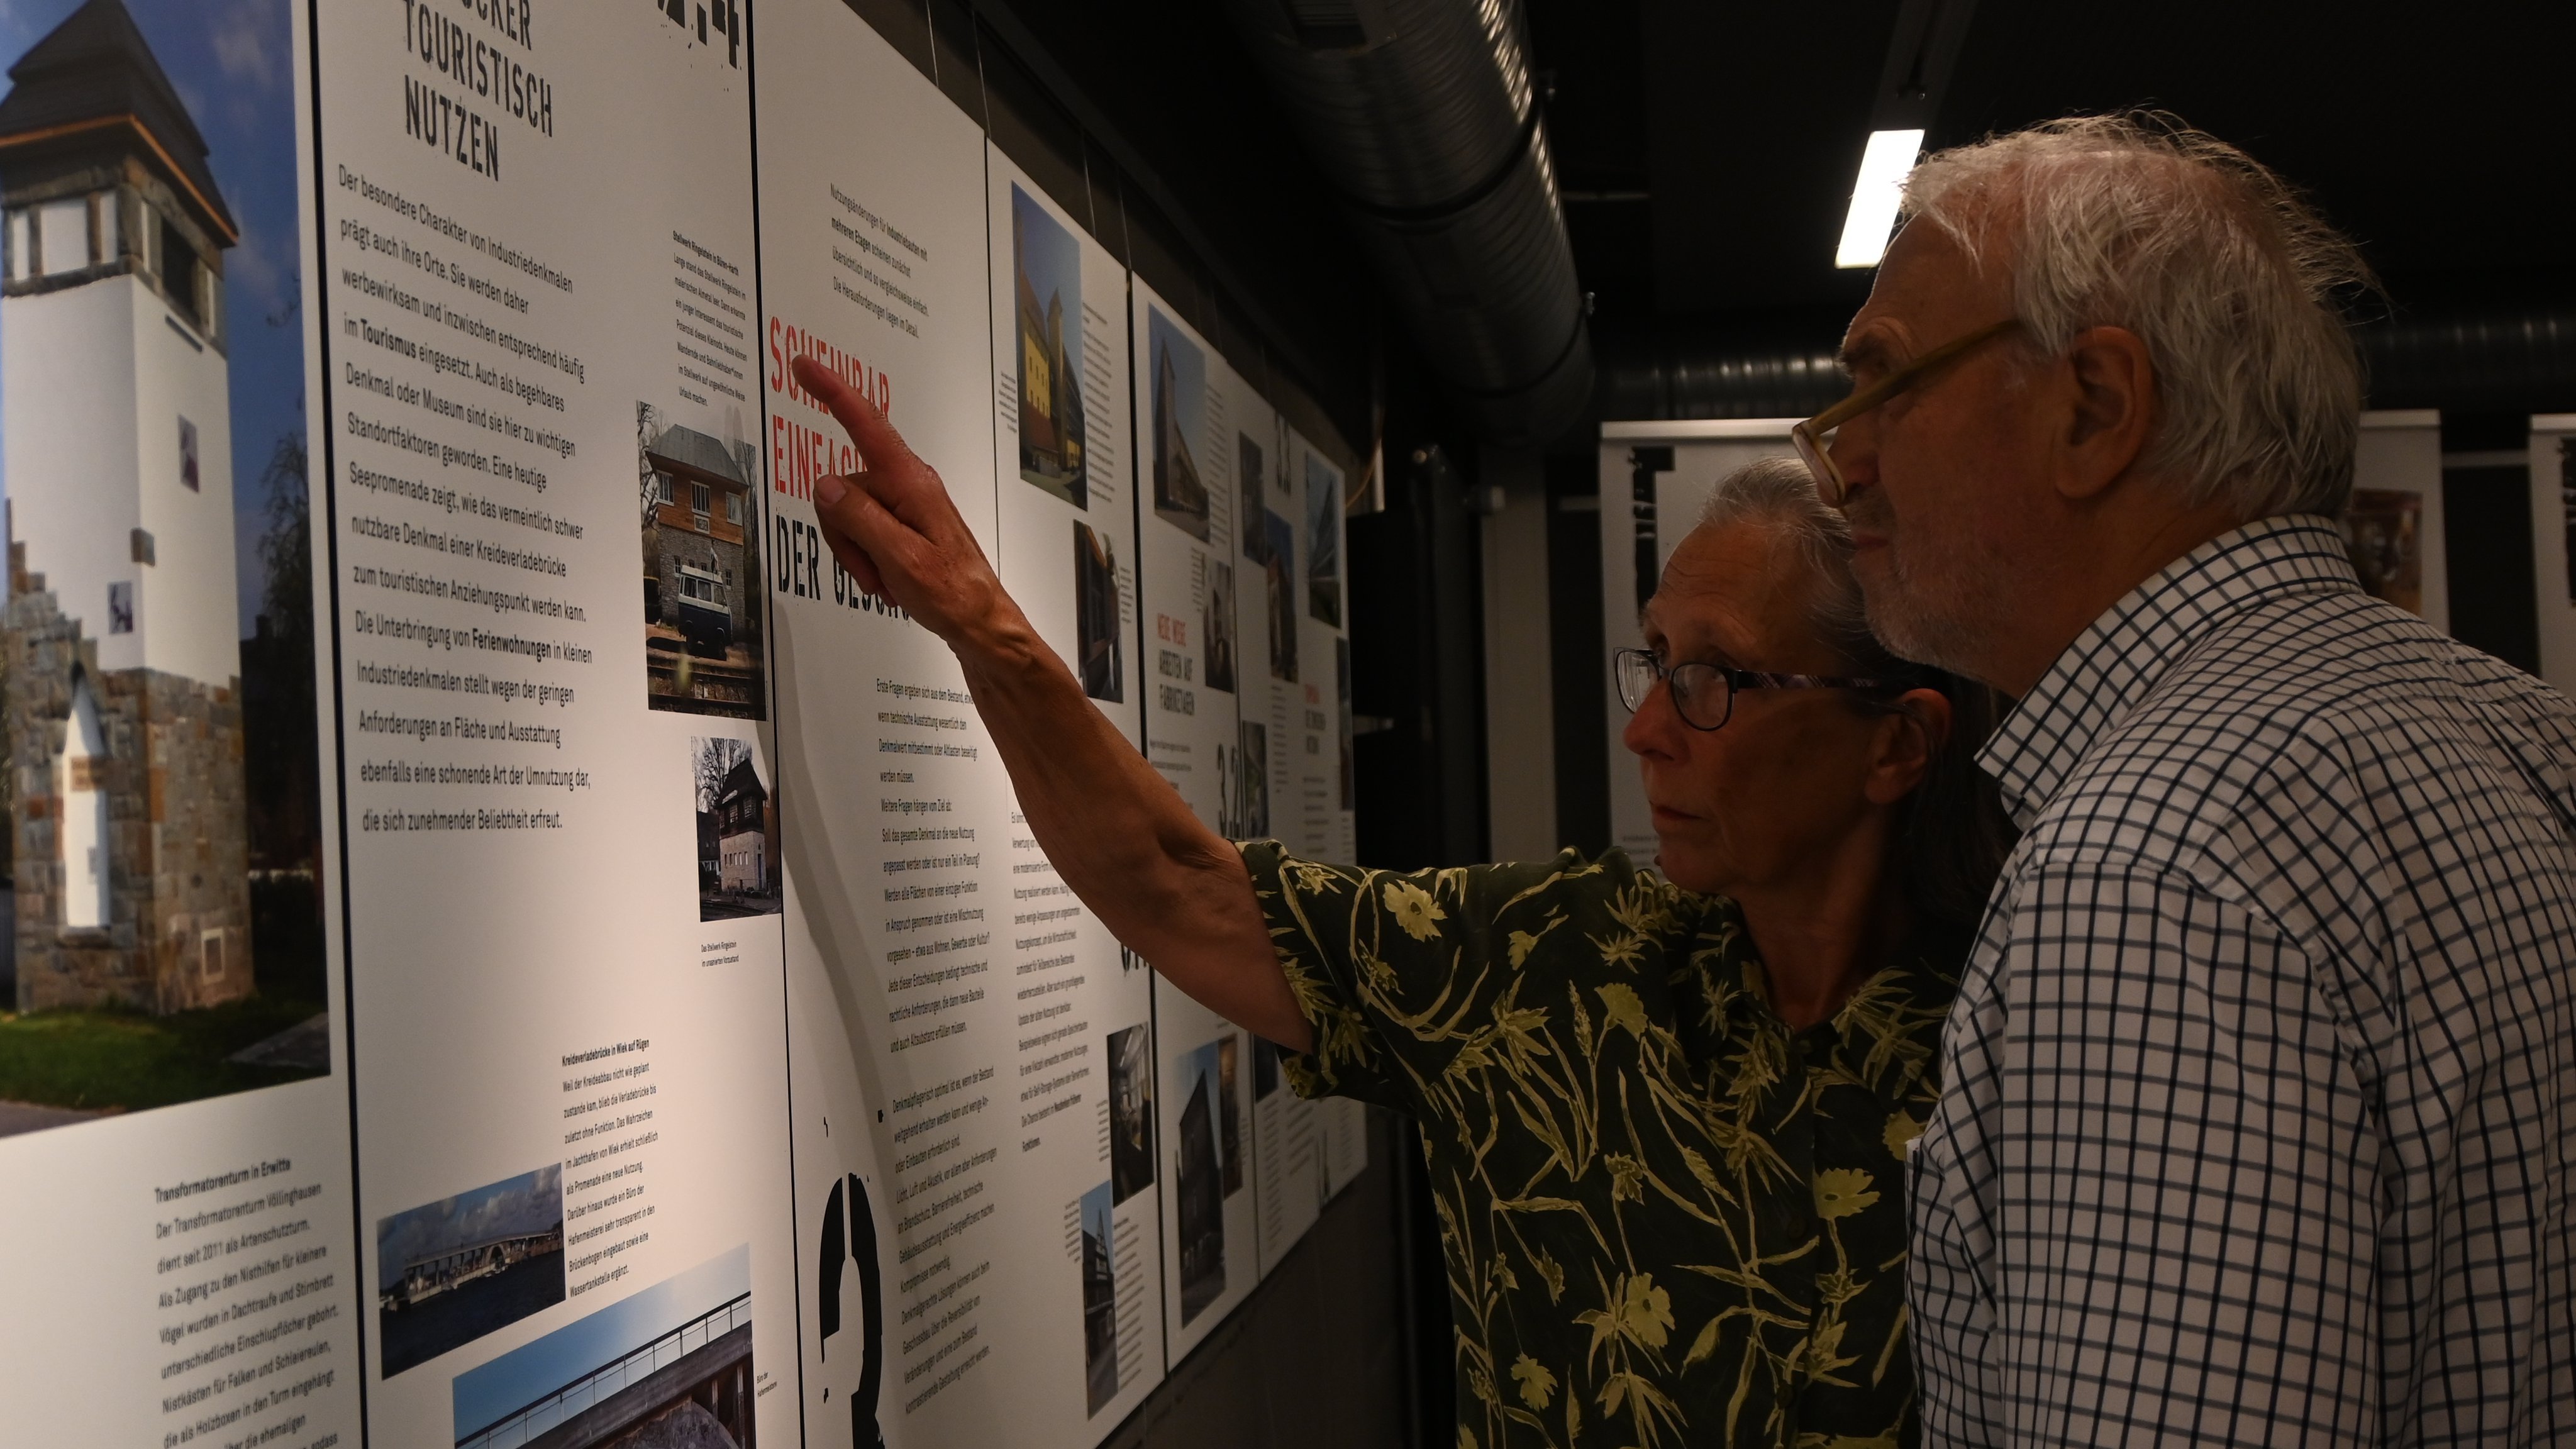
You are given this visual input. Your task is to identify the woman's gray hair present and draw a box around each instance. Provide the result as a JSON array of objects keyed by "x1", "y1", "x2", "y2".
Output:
[
  {"x1": 1698, "y1": 457, "x2": 2018, "y2": 931},
  {"x1": 1900, "y1": 113, "x2": 2370, "y2": 520}
]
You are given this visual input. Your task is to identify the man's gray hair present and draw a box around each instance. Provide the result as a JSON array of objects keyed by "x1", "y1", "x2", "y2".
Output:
[{"x1": 1901, "y1": 113, "x2": 2370, "y2": 519}]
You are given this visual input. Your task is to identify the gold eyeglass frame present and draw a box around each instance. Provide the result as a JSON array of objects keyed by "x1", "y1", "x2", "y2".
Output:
[{"x1": 1790, "y1": 317, "x2": 2024, "y2": 509}]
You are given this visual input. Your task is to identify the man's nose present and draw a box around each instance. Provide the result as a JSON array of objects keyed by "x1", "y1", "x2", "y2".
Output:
[{"x1": 1831, "y1": 413, "x2": 1880, "y2": 505}]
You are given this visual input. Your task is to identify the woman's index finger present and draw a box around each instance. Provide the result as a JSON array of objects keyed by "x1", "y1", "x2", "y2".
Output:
[{"x1": 789, "y1": 354, "x2": 923, "y2": 476}]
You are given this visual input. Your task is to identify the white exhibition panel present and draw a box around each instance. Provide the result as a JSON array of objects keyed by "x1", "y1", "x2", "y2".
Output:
[
  {"x1": 311, "y1": 8, "x2": 800, "y2": 1447},
  {"x1": 1595, "y1": 420, "x2": 1802, "y2": 867},
  {"x1": 2530, "y1": 414, "x2": 2576, "y2": 692},
  {"x1": 1220, "y1": 369, "x2": 1331, "y2": 1270},
  {"x1": 0, "y1": 3, "x2": 1363, "y2": 1447},
  {"x1": 977, "y1": 140, "x2": 1171, "y2": 1435}
]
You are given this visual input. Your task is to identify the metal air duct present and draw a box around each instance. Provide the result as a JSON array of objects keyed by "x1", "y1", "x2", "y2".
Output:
[
  {"x1": 1220, "y1": 0, "x2": 1592, "y2": 445},
  {"x1": 1594, "y1": 306, "x2": 2576, "y2": 421}
]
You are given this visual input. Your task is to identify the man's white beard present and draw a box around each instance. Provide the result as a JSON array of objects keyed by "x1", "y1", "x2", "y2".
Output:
[{"x1": 1860, "y1": 536, "x2": 2007, "y2": 681}]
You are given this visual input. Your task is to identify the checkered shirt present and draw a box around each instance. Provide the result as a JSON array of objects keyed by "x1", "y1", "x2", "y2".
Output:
[{"x1": 1908, "y1": 514, "x2": 2576, "y2": 1446}]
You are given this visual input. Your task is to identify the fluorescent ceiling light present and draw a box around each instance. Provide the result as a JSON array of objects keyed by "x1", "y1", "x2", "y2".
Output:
[{"x1": 1835, "y1": 128, "x2": 1924, "y2": 269}]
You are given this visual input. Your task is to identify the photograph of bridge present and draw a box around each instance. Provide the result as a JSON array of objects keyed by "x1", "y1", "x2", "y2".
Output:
[
  {"x1": 377, "y1": 1165, "x2": 568, "y2": 1379},
  {"x1": 452, "y1": 1245, "x2": 754, "y2": 1449}
]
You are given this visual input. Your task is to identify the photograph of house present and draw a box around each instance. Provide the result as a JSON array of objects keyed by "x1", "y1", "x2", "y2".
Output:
[
  {"x1": 1013, "y1": 184, "x2": 1086, "y2": 508},
  {"x1": 641, "y1": 409, "x2": 765, "y2": 719},
  {"x1": 1107, "y1": 1023, "x2": 1154, "y2": 1205},
  {"x1": 692, "y1": 737, "x2": 777, "y2": 920},
  {"x1": 1148, "y1": 309, "x2": 1208, "y2": 541},
  {"x1": 1078, "y1": 1179, "x2": 1117, "y2": 1414},
  {"x1": 0, "y1": 0, "x2": 329, "y2": 1134}
]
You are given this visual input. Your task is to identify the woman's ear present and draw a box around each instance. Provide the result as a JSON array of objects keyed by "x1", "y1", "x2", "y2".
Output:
[{"x1": 1865, "y1": 687, "x2": 1952, "y2": 806}]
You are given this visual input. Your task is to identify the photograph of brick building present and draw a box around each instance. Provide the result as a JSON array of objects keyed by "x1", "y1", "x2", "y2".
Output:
[
  {"x1": 1013, "y1": 183, "x2": 1086, "y2": 508},
  {"x1": 641, "y1": 411, "x2": 765, "y2": 720}
]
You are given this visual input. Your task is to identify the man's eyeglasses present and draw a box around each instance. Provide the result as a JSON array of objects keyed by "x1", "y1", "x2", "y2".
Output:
[
  {"x1": 1613, "y1": 648, "x2": 1902, "y2": 732},
  {"x1": 1790, "y1": 317, "x2": 2023, "y2": 509}
]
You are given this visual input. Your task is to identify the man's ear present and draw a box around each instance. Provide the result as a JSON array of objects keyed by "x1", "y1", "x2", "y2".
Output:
[
  {"x1": 2052, "y1": 325, "x2": 2157, "y2": 502},
  {"x1": 1865, "y1": 687, "x2": 1952, "y2": 806}
]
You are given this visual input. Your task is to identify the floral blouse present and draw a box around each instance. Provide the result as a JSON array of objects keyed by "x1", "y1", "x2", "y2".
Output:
[{"x1": 1244, "y1": 841, "x2": 1960, "y2": 1449}]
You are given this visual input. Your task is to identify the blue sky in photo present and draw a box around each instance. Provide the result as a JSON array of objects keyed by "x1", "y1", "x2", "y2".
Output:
[
  {"x1": 1080, "y1": 1179, "x2": 1113, "y2": 1246},
  {"x1": 0, "y1": 0, "x2": 307, "y2": 638},
  {"x1": 1149, "y1": 306, "x2": 1204, "y2": 454},
  {"x1": 451, "y1": 1243, "x2": 751, "y2": 1440},
  {"x1": 1013, "y1": 183, "x2": 1080, "y2": 350},
  {"x1": 1304, "y1": 452, "x2": 1339, "y2": 585},
  {"x1": 376, "y1": 1164, "x2": 564, "y2": 1285},
  {"x1": 1180, "y1": 1037, "x2": 1222, "y2": 1117}
]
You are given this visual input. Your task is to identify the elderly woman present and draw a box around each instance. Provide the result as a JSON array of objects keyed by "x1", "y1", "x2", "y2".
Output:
[{"x1": 794, "y1": 357, "x2": 2012, "y2": 1449}]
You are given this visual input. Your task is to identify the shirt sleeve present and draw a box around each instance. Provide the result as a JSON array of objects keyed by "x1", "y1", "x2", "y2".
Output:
[
  {"x1": 1908, "y1": 853, "x2": 2380, "y2": 1448},
  {"x1": 1235, "y1": 840, "x2": 1645, "y2": 1116}
]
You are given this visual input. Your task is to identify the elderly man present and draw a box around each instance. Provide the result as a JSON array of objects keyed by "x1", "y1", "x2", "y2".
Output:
[{"x1": 1799, "y1": 114, "x2": 2576, "y2": 1445}]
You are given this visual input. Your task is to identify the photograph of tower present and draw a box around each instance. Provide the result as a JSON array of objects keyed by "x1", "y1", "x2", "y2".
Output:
[
  {"x1": 1147, "y1": 309, "x2": 1208, "y2": 541},
  {"x1": 1172, "y1": 1036, "x2": 1227, "y2": 1323},
  {"x1": 1073, "y1": 521, "x2": 1122, "y2": 702},
  {"x1": 641, "y1": 408, "x2": 766, "y2": 719},
  {"x1": 1236, "y1": 432, "x2": 1265, "y2": 564},
  {"x1": 0, "y1": 0, "x2": 329, "y2": 1133},
  {"x1": 1013, "y1": 185, "x2": 1086, "y2": 508},
  {"x1": 1306, "y1": 452, "x2": 1342, "y2": 627}
]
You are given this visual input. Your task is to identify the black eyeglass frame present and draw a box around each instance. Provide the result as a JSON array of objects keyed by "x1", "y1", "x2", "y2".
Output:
[
  {"x1": 1613, "y1": 647, "x2": 1906, "y2": 732},
  {"x1": 1790, "y1": 316, "x2": 2024, "y2": 509}
]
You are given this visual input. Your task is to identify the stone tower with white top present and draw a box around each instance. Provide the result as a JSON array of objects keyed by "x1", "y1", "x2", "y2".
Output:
[{"x1": 0, "y1": 0, "x2": 251, "y2": 1013}]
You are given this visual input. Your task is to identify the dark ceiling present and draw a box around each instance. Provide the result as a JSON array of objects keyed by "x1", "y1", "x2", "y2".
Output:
[{"x1": 1530, "y1": 0, "x2": 2576, "y2": 333}]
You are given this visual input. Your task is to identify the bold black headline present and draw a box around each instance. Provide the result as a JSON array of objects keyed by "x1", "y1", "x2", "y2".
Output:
[{"x1": 398, "y1": 0, "x2": 553, "y2": 182}]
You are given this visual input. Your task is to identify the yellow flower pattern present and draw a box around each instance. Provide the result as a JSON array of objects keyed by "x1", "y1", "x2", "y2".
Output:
[{"x1": 1246, "y1": 842, "x2": 1957, "y2": 1449}]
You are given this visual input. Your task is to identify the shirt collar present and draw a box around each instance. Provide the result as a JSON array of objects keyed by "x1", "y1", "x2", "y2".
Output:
[{"x1": 1977, "y1": 513, "x2": 2363, "y2": 826}]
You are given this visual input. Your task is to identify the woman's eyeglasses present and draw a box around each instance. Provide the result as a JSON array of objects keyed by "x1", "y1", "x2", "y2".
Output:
[{"x1": 1613, "y1": 648, "x2": 1903, "y2": 732}]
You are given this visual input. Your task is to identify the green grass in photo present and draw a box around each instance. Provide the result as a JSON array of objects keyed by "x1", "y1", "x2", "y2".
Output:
[{"x1": 0, "y1": 995, "x2": 328, "y2": 1114}]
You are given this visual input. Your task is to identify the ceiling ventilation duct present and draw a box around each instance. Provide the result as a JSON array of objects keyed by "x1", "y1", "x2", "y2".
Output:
[
  {"x1": 1222, "y1": 0, "x2": 1592, "y2": 446},
  {"x1": 1595, "y1": 306, "x2": 2576, "y2": 421}
]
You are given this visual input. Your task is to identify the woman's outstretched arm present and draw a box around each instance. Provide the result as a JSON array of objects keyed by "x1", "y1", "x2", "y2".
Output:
[{"x1": 788, "y1": 355, "x2": 1310, "y2": 1051}]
